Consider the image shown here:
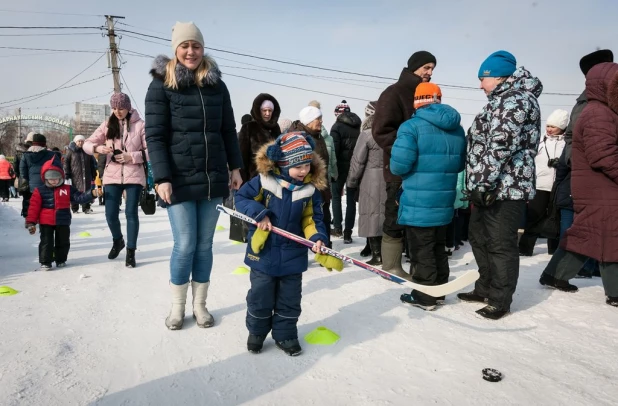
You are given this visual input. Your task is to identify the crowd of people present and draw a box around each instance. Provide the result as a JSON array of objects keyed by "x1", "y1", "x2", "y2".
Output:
[{"x1": 2, "y1": 19, "x2": 617, "y2": 355}]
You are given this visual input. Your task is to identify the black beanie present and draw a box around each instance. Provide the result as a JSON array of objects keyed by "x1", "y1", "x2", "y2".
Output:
[
  {"x1": 580, "y1": 49, "x2": 613, "y2": 75},
  {"x1": 407, "y1": 51, "x2": 437, "y2": 72},
  {"x1": 241, "y1": 114, "x2": 252, "y2": 125},
  {"x1": 32, "y1": 133, "x2": 47, "y2": 146}
]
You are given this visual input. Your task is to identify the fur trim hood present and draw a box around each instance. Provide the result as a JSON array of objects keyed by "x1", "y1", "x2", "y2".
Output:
[
  {"x1": 254, "y1": 139, "x2": 328, "y2": 191},
  {"x1": 250, "y1": 93, "x2": 281, "y2": 130},
  {"x1": 361, "y1": 114, "x2": 375, "y2": 132},
  {"x1": 336, "y1": 111, "x2": 362, "y2": 128},
  {"x1": 149, "y1": 54, "x2": 221, "y2": 88}
]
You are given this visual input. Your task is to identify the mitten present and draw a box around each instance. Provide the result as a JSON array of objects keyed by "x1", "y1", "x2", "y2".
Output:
[
  {"x1": 315, "y1": 253, "x2": 344, "y2": 272},
  {"x1": 250, "y1": 228, "x2": 270, "y2": 254},
  {"x1": 25, "y1": 222, "x2": 36, "y2": 235}
]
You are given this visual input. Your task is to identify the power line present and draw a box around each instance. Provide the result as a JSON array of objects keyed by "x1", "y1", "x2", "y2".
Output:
[
  {"x1": 22, "y1": 91, "x2": 113, "y2": 110},
  {"x1": 0, "y1": 73, "x2": 111, "y2": 108},
  {"x1": 0, "y1": 32, "x2": 102, "y2": 37},
  {"x1": 0, "y1": 46, "x2": 105, "y2": 53},
  {"x1": 0, "y1": 26, "x2": 103, "y2": 29},
  {"x1": 115, "y1": 28, "x2": 581, "y2": 96},
  {"x1": 119, "y1": 71, "x2": 142, "y2": 117},
  {"x1": 0, "y1": 9, "x2": 103, "y2": 17}
]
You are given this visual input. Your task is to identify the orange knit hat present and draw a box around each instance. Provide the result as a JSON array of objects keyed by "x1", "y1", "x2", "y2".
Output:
[{"x1": 414, "y1": 83, "x2": 442, "y2": 109}]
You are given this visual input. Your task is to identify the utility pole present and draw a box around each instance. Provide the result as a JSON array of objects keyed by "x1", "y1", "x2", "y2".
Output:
[
  {"x1": 18, "y1": 107, "x2": 21, "y2": 144},
  {"x1": 105, "y1": 15, "x2": 125, "y2": 93}
]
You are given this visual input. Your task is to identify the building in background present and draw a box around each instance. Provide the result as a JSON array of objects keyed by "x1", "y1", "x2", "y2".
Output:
[{"x1": 75, "y1": 103, "x2": 111, "y2": 137}]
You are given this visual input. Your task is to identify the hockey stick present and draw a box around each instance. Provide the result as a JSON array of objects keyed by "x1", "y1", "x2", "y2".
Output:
[{"x1": 217, "y1": 204, "x2": 479, "y2": 297}]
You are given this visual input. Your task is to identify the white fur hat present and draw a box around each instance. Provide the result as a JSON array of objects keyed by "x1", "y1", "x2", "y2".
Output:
[
  {"x1": 25, "y1": 131, "x2": 35, "y2": 143},
  {"x1": 299, "y1": 106, "x2": 322, "y2": 126},
  {"x1": 73, "y1": 135, "x2": 86, "y2": 142},
  {"x1": 171, "y1": 22, "x2": 204, "y2": 53},
  {"x1": 546, "y1": 109, "x2": 570, "y2": 130}
]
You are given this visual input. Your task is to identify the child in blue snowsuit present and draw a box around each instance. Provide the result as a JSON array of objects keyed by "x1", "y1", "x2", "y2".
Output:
[{"x1": 235, "y1": 131, "x2": 343, "y2": 356}]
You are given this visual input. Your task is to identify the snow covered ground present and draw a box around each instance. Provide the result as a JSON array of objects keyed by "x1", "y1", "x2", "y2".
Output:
[{"x1": 1, "y1": 199, "x2": 617, "y2": 406}]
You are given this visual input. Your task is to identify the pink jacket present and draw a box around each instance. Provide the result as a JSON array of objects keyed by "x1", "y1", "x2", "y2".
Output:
[{"x1": 84, "y1": 110, "x2": 148, "y2": 186}]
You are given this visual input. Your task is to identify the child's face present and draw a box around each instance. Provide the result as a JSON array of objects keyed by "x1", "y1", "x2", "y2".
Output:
[
  {"x1": 47, "y1": 178, "x2": 61, "y2": 187},
  {"x1": 288, "y1": 163, "x2": 311, "y2": 182}
]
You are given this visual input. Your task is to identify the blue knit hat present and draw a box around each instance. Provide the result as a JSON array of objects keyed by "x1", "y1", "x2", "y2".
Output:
[
  {"x1": 478, "y1": 51, "x2": 517, "y2": 78},
  {"x1": 266, "y1": 132, "x2": 314, "y2": 171}
]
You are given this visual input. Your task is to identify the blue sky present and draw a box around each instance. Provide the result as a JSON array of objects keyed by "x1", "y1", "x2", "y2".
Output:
[{"x1": 1, "y1": 0, "x2": 617, "y2": 133}]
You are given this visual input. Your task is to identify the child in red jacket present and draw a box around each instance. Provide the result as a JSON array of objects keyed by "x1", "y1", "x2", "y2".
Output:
[{"x1": 26, "y1": 156, "x2": 101, "y2": 270}]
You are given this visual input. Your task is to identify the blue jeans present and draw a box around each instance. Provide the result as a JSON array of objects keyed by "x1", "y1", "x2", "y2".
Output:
[
  {"x1": 559, "y1": 209, "x2": 597, "y2": 273},
  {"x1": 104, "y1": 184, "x2": 142, "y2": 249},
  {"x1": 331, "y1": 174, "x2": 356, "y2": 231},
  {"x1": 168, "y1": 198, "x2": 222, "y2": 285}
]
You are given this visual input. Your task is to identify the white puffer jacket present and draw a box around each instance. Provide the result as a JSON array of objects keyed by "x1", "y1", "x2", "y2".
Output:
[{"x1": 535, "y1": 134, "x2": 565, "y2": 192}]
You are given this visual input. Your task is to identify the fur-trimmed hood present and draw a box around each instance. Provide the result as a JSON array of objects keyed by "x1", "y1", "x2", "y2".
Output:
[
  {"x1": 254, "y1": 139, "x2": 328, "y2": 191},
  {"x1": 149, "y1": 54, "x2": 221, "y2": 88},
  {"x1": 250, "y1": 93, "x2": 281, "y2": 130},
  {"x1": 361, "y1": 114, "x2": 375, "y2": 132},
  {"x1": 336, "y1": 111, "x2": 362, "y2": 128}
]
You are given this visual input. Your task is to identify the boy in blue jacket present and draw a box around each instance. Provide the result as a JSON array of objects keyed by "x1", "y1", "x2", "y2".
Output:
[
  {"x1": 235, "y1": 132, "x2": 343, "y2": 356},
  {"x1": 390, "y1": 83, "x2": 466, "y2": 310}
]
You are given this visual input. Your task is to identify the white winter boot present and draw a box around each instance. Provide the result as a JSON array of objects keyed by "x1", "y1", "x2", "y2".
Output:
[
  {"x1": 191, "y1": 281, "x2": 215, "y2": 328},
  {"x1": 165, "y1": 282, "x2": 189, "y2": 330}
]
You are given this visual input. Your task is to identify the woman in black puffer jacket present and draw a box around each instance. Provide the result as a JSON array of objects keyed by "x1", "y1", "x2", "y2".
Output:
[{"x1": 145, "y1": 22, "x2": 243, "y2": 331}]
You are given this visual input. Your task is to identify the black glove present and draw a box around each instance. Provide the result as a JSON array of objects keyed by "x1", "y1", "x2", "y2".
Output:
[
  {"x1": 468, "y1": 189, "x2": 497, "y2": 208},
  {"x1": 347, "y1": 187, "x2": 359, "y2": 202}
]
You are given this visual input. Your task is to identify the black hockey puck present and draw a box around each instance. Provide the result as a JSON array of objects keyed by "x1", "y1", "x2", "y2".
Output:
[{"x1": 482, "y1": 368, "x2": 502, "y2": 382}]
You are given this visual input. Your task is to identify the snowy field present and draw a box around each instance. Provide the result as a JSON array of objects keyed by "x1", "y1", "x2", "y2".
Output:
[{"x1": 1, "y1": 199, "x2": 617, "y2": 406}]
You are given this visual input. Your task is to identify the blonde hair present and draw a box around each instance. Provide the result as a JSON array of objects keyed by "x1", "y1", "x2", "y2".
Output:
[{"x1": 164, "y1": 57, "x2": 211, "y2": 90}]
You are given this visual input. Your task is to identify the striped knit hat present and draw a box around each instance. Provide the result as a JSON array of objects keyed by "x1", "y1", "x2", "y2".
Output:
[
  {"x1": 334, "y1": 100, "x2": 350, "y2": 117},
  {"x1": 266, "y1": 132, "x2": 314, "y2": 171}
]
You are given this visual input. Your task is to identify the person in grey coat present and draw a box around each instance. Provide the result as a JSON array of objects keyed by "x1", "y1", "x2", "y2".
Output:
[
  {"x1": 347, "y1": 101, "x2": 387, "y2": 266},
  {"x1": 64, "y1": 135, "x2": 97, "y2": 213}
]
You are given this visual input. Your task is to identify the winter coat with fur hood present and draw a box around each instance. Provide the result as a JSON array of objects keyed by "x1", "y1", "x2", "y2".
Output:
[
  {"x1": 238, "y1": 93, "x2": 281, "y2": 182},
  {"x1": 84, "y1": 110, "x2": 147, "y2": 187},
  {"x1": 346, "y1": 115, "x2": 387, "y2": 237},
  {"x1": 330, "y1": 111, "x2": 362, "y2": 180},
  {"x1": 144, "y1": 55, "x2": 242, "y2": 204},
  {"x1": 234, "y1": 139, "x2": 329, "y2": 277},
  {"x1": 563, "y1": 62, "x2": 618, "y2": 263}
]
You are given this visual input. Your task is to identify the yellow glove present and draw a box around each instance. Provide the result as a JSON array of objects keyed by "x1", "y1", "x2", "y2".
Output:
[
  {"x1": 315, "y1": 253, "x2": 344, "y2": 272},
  {"x1": 250, "y1": 228, "x2": 270, "y2": 254}
]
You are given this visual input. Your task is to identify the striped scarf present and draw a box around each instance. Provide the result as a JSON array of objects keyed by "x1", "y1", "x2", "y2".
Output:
[{"x1": 274, "y1": 174, "x2": 306, "y2": 192}]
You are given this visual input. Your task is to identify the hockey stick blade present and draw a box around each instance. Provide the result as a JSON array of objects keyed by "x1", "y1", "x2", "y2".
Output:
[{"x1": 216, "y1": 204, "x2": 479, "y2": 297}]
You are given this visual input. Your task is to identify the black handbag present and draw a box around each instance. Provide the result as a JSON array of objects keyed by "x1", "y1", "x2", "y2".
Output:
[
  {"x1": 529, "y1": 184, "x2": 561, "y2": 240},
  {"x1": 139, "y1": 151, "x2": 156, "y2": 215},
  {"x1": 225, "y1": 191, "x2": 248, "y2": 243}
]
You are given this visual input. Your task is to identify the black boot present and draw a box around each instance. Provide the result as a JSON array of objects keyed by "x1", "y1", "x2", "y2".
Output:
[
  {"x1": 476, "y1": 305, "x2": 509, "y2": 320},
  {"x1": 343, "y1": 229, "x2": 353, "y2": 244},
  {"x1": 360, "y1": 239, "x2": 371, "y2": 257},
  {"x1": 247, "y1": 334, "x2": 266, "y2": 354},
  {"x1": 126, "y1": 248, "x2": 136, "y2": 268},
  {"x1": 108, "y1": 238, "x2": 125, "y2": 260},
  {"x1": 539, "y1": 272, "x2": 556, "y2": 286},
  {"x1": 367, "y1": 237, "x2": 382, "y2": 266},
  {"x1": 275, "y1": 339, "x2": 302, "y2": 356},
  {"x1": 457, "y1": 290, "x2": 488, "y2": 303},
  {"x1": 606, "y1": 297, "x2": 618, "y2": 307}
]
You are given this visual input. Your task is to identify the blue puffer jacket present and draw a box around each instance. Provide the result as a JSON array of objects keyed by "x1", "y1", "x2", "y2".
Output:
[
  {"x1": 145, "y1": 55, "x2": 243, "y2": 204},
  {"x1": 390, "y1": 103, "x2": 466, "y2": 227},
  {"x1": 235, "y1": 141, "x2": 329, "y2": 276},
  {"x1": 20, "y1": 147, "x2": 60, "y2": 192}
]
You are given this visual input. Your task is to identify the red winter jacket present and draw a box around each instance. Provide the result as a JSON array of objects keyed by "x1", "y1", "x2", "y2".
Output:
[{"x1": 26, "y1": 157, "x2": 94, "y2": 226}]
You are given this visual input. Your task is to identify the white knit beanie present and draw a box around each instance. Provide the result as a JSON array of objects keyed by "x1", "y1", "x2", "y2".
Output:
[
  {"x1": 73, "y1": 135, "x2": 86, "y2": 142},
  {"x1": 25, "y1": 131, "x2": 35, "y2": 143},
  {"x1": 546, "y1": 109, "x2": 570, "y2": 130},
  {"x1": 299, "y1": 106, "x2": 322, "y2": 126},
  {"x1": 171, "y1": 22, "x2": 204, "y2": 53}
]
